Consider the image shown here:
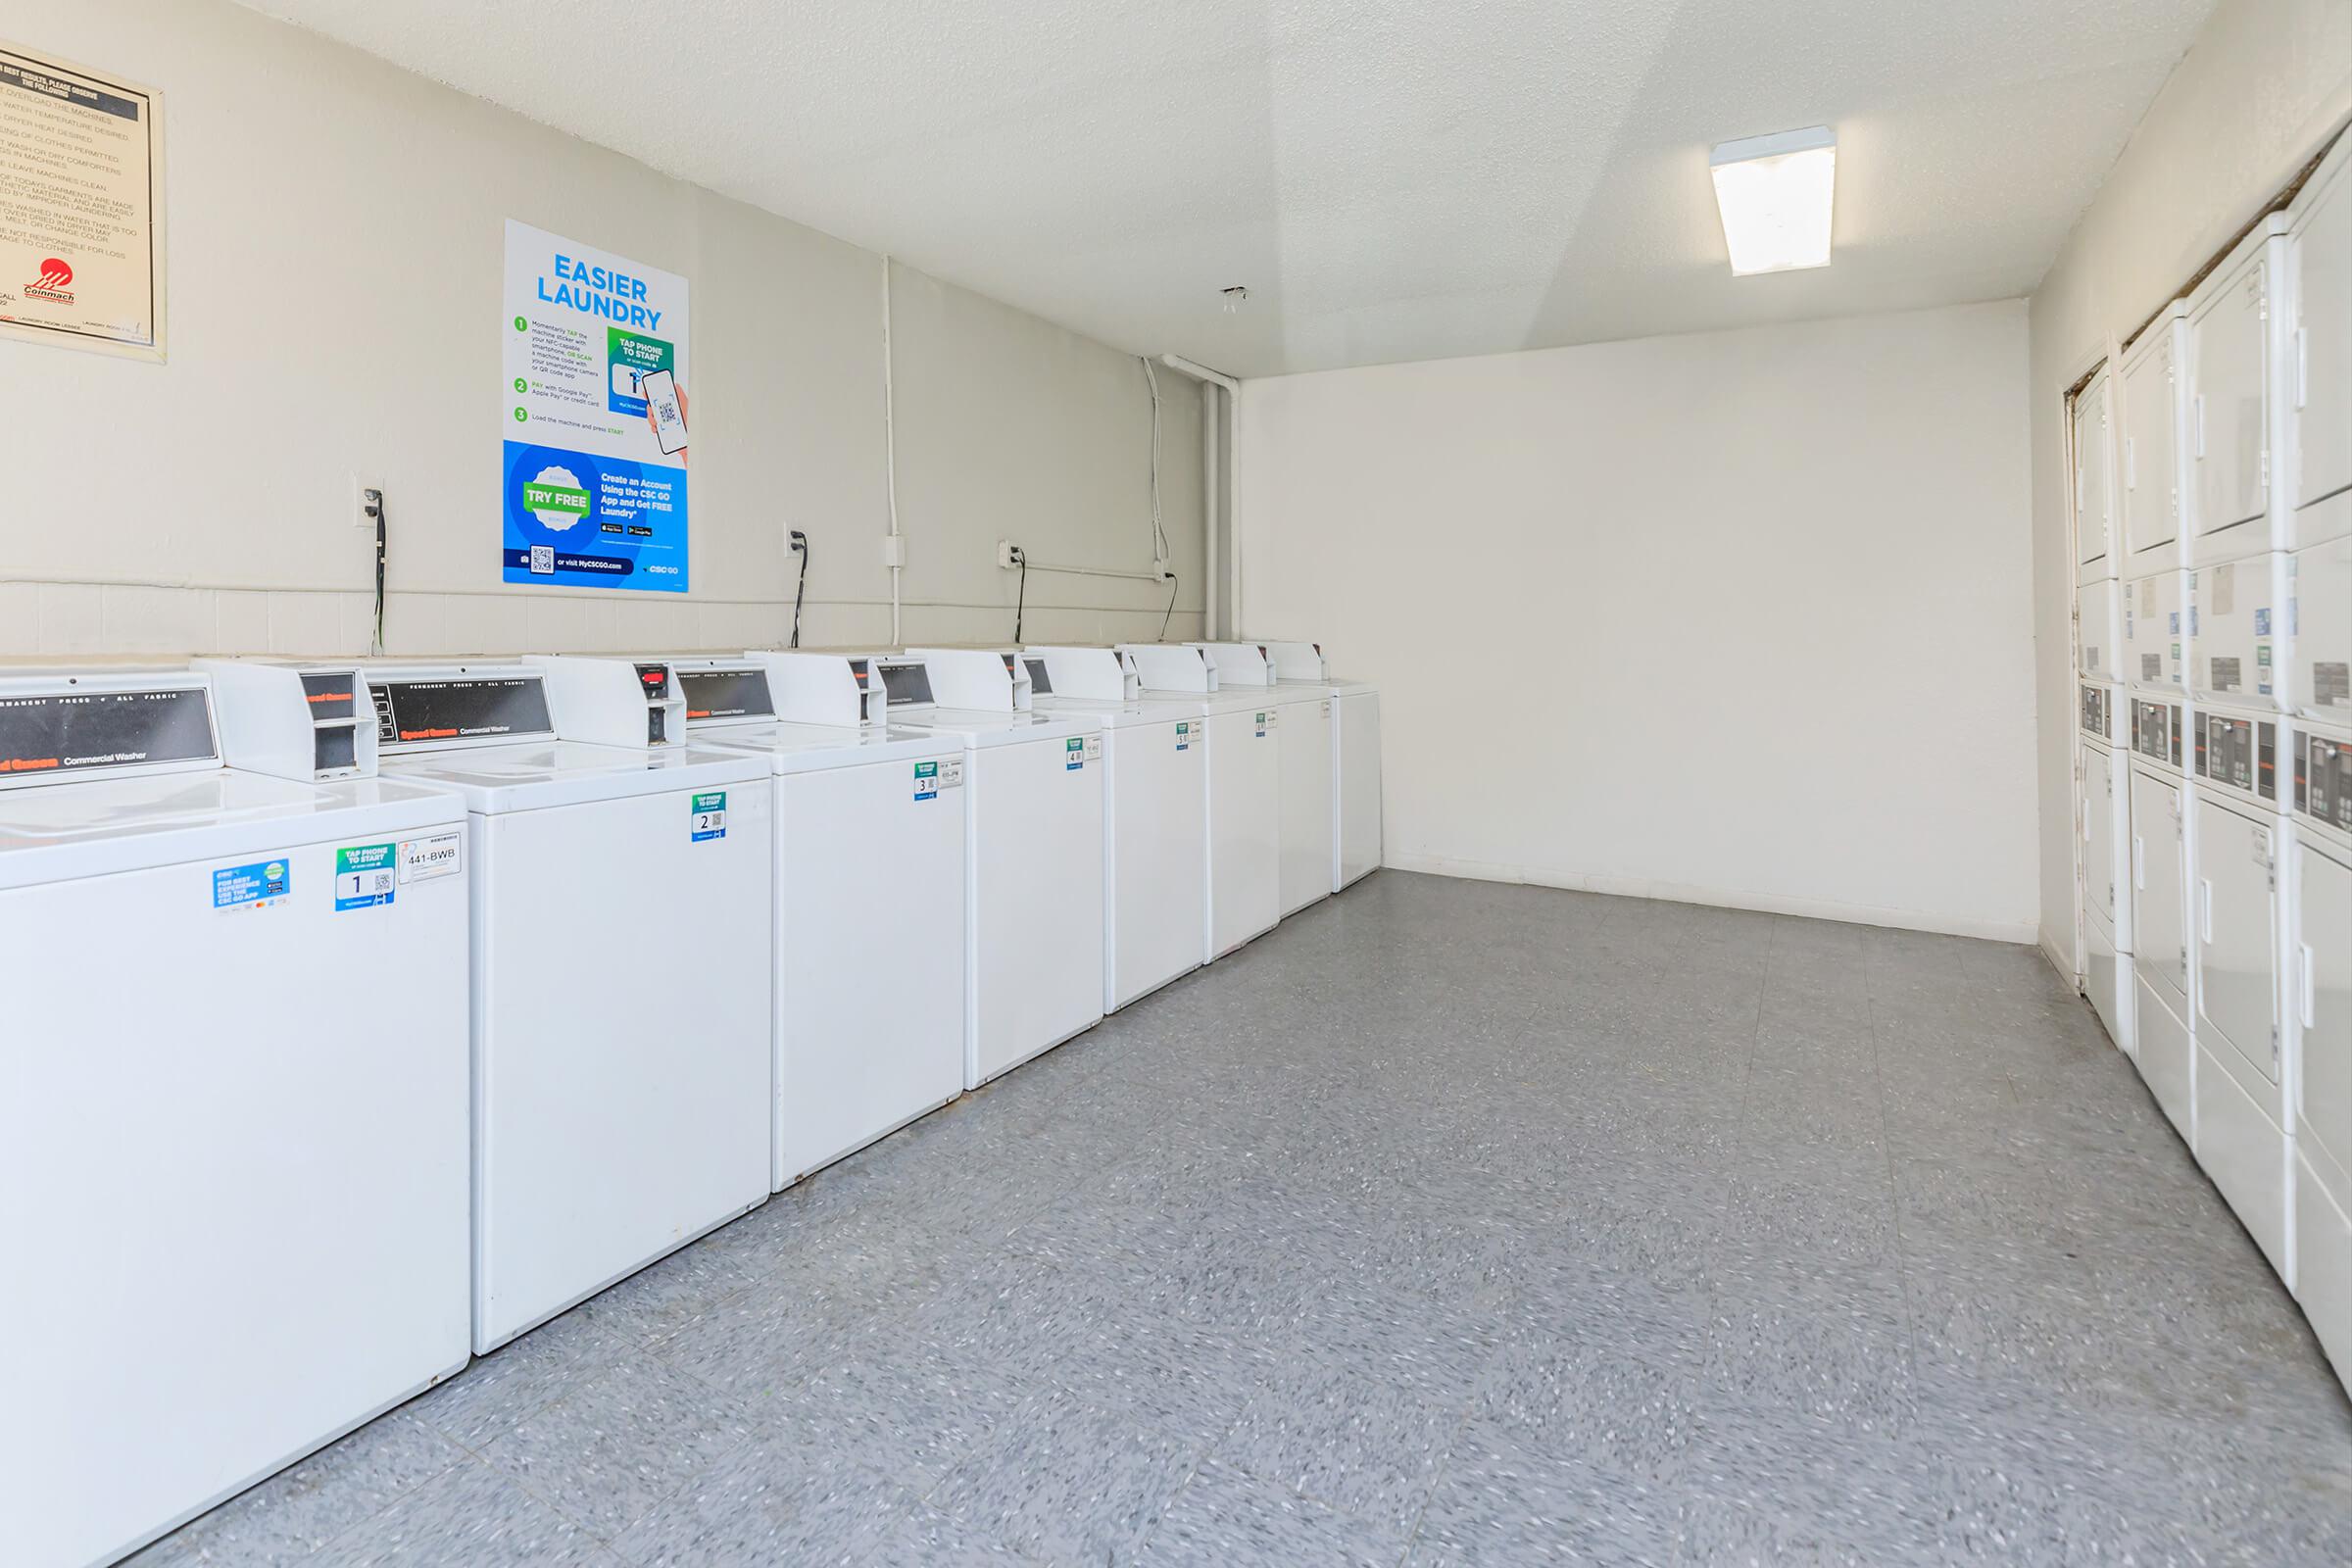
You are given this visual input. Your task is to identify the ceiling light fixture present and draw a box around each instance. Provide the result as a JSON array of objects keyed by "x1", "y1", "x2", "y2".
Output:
[{"x1": 1709, "y1": 125, "x2": 1837, "y2": 275}]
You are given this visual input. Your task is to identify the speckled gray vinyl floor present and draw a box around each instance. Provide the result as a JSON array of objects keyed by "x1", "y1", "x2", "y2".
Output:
[{"x1": 127, "y1": 871, "x2": 2352, "y2": 1567}]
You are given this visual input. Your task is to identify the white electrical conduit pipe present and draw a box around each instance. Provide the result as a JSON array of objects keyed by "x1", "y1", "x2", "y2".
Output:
[
  {"x1": 1159, "y1": 355, "x2": 1238, "y2": 639},
  {"x1": 882, "y1": 254, "x2": 903, "y2": 645}
]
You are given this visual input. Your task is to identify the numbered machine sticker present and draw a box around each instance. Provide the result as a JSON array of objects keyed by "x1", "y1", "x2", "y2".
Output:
[
  {"x1": 214, "y1": 858, "x2": 291, "y2": 913},
  {"x1": 1066, "y1": 737, "x2": 1085, "y2": 771},
  {"x1": 1175, "y1": 721, "x2": 1191, "y2": 752},
  {"x1": 913, "y1": 758, "x2": 967, "y2": 801},
  {"x1": 334, "y1": 842, "x2": 398, "y2": 912},
  {"x1": 690, "y1": 790, "x2": 727, "y2": 843},
  {"x1": 1254, "y1": 710, "x2": 1269, "y2": 738},
  {"x1": 401, "y1": 833, "x2": 463, "y2": 884}
]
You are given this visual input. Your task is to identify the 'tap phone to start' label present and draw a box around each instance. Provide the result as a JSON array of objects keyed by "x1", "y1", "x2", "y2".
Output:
[
  {"x1": 334, "y1": 842, "x2": 398, "y2": 912},
  {"x1": 912, "y1": 758, "x2": 965, "y2": 800},
  {"x1": 691, "y1": 790, "x2": 727, "y2": 842}
]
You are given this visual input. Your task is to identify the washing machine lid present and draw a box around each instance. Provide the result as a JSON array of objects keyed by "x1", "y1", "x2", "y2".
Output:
[
  {"x1": 377, "y1": 739, "x2": 767, "y2": 812},
  {"x1": 690, "y1": 720, "x2": 958, "y2": 775},
  {"x1": 1030, "y1": 695, "x2": 1197, "y2": 729},
  {"x1": 894, "y1": 708, "x2": 1102, "y2": 750},
  {"x1": 0, "y1": 770, "x2": 464, "y2": 889}
]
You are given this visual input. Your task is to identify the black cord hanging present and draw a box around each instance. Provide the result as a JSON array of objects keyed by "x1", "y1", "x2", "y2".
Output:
[
  {"x1": 1011, "y1": 546, "x2": 1027, "y2": 643},
  {"x1": 788, "y1": 531, "x2": 808, "y2": 648},
  {"x1": 1158, "y1": 571, "x2": 1179, "y2": 641}
]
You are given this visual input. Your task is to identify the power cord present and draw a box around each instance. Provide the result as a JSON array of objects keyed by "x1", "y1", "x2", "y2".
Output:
[
  {"x1": 1009, "y1": 544, "x2": 1028, "y2": 644},
  {"x1": 363, "y1": 487, "x2": 386, "y2": 656},
  {"x1": 1158, "y1": 570, "x2": 1179, "y2": 641},
  {"x1": 788, "y1": 530, "x2": 809, "y2": 648}
]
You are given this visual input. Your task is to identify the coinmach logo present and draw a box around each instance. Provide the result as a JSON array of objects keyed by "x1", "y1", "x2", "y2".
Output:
[{"x1": 24, "y1": 258, "x2": 74, "y2": 304}]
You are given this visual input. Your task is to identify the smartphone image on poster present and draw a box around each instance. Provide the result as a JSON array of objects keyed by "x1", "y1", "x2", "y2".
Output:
[{"x1": 642, "y1": 368, "x2": 688, "y2": 456}]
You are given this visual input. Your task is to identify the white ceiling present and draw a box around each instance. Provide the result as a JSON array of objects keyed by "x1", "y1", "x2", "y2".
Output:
[{"x1": 245, "y1": 0, "x2": 2216, "y2": 377}]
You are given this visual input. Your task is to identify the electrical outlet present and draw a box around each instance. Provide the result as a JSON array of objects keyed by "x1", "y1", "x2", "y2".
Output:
[
  {"x1": 997, "y1": 539, "x2": 1021, "y2": 570},
  {"x1": 352, "y1": 475, "x2": 382, "y2": 530}
]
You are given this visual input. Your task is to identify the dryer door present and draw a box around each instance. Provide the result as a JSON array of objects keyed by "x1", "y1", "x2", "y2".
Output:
[
  {"x1": 2300, "y1": 840, "x2": 2352, "y2": 1200},
  {"x1": 2082, "y1": 744, "x2": 2119, "y2": 928},
  {"x1": 2132, "y1": 769, "x2": 2188, "y2": 1002},
  {"x1": 2194, "y1": 796, "x2": 2280, "y2": 1089}
]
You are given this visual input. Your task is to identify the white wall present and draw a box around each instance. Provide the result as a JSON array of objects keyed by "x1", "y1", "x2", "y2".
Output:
[
  {"x1": 2027, "y1": 0, "x2": 2352, "y2": 971},
  {"x1": 1239, "y1": 301, "x2": 2037, "y2": 940},
  {"x1": 0, "y1": 0, "x2": 1201, "y2": 658}
]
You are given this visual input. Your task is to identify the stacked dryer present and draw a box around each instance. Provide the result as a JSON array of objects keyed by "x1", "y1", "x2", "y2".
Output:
[
  {"x1": 2290, "y1": 722, "x2": 2352, "y2": 1385},
  {"x1": 2173, "y1": 212, "x2": 2300, "y2": 1280},
  {"x1": 2079, "y1": 682, "x2": 2134, "y2": 1057},
  {"x1": 2288, "y1": 129, "x2": 2352, "y2": 1384},
  {"x1": 2118, "y1": 284, "x2": 2201, "y2": 1145}
]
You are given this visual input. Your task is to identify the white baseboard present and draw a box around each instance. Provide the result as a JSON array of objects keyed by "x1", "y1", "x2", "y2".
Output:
[{"x1": 1383, "y1": 852, "x2": 2038, "y2": 945}]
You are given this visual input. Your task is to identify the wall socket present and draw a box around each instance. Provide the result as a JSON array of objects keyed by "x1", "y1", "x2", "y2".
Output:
[
  {"x1": 997, "y1": 539, "x2": 1021, "y2": 570},
  {"x1": 352, "y1": 475, "x2": 382, "y2": 530}
]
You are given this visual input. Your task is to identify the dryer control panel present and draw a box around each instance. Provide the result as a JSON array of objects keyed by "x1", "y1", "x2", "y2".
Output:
[
  {"x1": 2293, "y1": 730, "x2": 2352, "y2": 837},
  {"x1": 2080, "y1": 683, "x2": 2114, "y2": 742},
  {"x1": 0, "y1": 672, "x2": 220, "y2": 789},
  {"x1": 2132, "y1": 698, "x2": 2183, "y2": 766},
  {"x1": 2192, "y1": 710, "x2": 2276, "y2": 802}
]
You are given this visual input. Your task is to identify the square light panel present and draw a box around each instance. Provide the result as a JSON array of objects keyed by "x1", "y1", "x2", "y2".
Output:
[{"x1": 1710, "y1": 126, "x2": 1837, "y2": 275}]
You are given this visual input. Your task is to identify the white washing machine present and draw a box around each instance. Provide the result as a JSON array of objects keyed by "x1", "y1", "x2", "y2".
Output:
[
  {"x1": 1193, "y1": 642, "x2": 1329, "y2": 918},
  {"x1": 2186, "y1": 703, "x2": 2293, "y2": 1282},
  {"x1": 1023, "y1": 645, "x2": 1206, "y2": 1011},
  {"x1": 670, "y1": 652, "x2": 964, "y2": 1188},
  {"x1": 2079, "y1": 681, "x2": 2135, "y2": 1057},
  {"x1": 2128, "y1": 691, "x2": 2197, "y2": 1143},
  {"x1": 1262, "y1": 640, "x2": 1383, "y2": 893},
  {"x1": 2287, "y1": 133, "x2": 2352, "y2": 724},
  {"x1": 2289, "y1": 718, "x2": 2352, "y2": 1388},
  {"x1": 893, "y1": 649, "x2": 1105, "y2": 1087},
  {"x1": 368, "y1": 657, "x2": 772, "y2": 1352},
  {"x1": 1124, "y1": 643, "x2": 1280, "y2": 959},
  {"x1": 3, "y1": 667, "x2": 469, "y2": 1568}
]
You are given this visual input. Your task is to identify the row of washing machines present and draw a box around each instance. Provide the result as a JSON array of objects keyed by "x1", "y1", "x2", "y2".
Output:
[
  {"x1": 2071, "y1": 131, "x2": 2352, "y2": 1394},
  {"x1": 2, "y1": 640, "x2": 1380, "y2": 1568}
]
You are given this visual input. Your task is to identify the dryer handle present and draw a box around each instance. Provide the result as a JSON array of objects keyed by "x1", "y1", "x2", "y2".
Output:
[
  {"x1": 2199, "y1": 879, "x2": 2213, "y2": 944},
  {"x1": 2298, "y1": 325, "x2": 2311, "y2": 411},
  {"x1": 2133, "y1": 836, "x2": 2146, "y2": 891},
  {"x1": 2193, "y1": 393, "x2": 2207, "y2": 460},
  {"x1": 2306, "y1": 942, "x2": 2320, "y2": 1030}
]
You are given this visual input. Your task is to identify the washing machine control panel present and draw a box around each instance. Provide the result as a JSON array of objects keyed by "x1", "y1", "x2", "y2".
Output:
[
  {"x1": 2130, "y1": 698, "x2": 2182, "y2": 766},
  {"x1": 676, "y1": 665, "x2": 776, "y2": 724},
  {"x1": 2294, "y1": 732, "x2": 2352, "y2": 836},
  {"x1": 372, "y1": 673, "x2": 556, "y2": 751},
  {"x1": 0, "y1": 678, "x2": 219, "y2": 788},
  {"x1": 875, "y1": 659, "x2": 933, "y2": 708},
  {"x1": 2192, "y1": 712, "x2": 2275, "y2": 801}
]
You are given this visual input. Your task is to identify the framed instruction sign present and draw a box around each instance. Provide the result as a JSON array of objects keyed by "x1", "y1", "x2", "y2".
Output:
[{"x1": 0, "y1": 42, "x2": 163, "y2": 358}]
